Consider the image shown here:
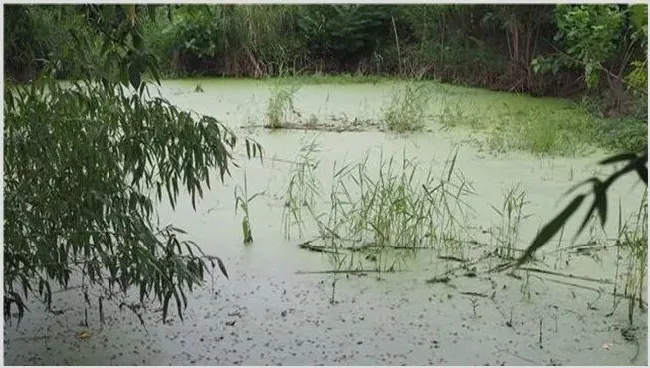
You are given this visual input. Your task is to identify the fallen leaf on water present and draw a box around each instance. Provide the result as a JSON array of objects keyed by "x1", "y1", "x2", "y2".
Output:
[{"x1": 78, "y1": 331, "x2": 92, "y2": 340}]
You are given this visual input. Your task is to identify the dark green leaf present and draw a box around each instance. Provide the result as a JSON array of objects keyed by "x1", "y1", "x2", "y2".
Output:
[
  {"x1": 515, "y1": 194, "x2": 586, "y2": 268},
  {"x1": 8, "y1": 292, "x2": 29, "y2": 326},
  {"x1": 172, "y1": 289, "x2": 183, "y2": 321},
  {"x1": 214, "y1": 256, "x2": 229, "y2": 279},
  {"x1": 128, "y1": 62, "x2": 141, "y2": 90},
  {"x1": 162, "y1": 290, "x2": 172, "y2": 324},
  {"x1": 99, "y1": 296, "x2": 105, "y2": 326},
  {"x1": 599, "y1": 152, "x2": 638, "y2": 165}
]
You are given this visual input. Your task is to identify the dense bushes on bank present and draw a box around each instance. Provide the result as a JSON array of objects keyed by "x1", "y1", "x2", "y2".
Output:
[{"x1": 5, "y1": 4, "x2": 647, "y2": 118}]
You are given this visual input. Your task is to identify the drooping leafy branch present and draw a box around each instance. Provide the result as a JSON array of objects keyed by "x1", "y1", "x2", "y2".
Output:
[
  {"x1": 532, "y1": 4, "x2": 647, "y2": 97},
  {"x1": 3, "y1": 5, "x2": 262, "y2": 327}
]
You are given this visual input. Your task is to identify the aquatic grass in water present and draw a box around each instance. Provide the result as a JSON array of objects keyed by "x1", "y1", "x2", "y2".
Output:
[
  {"x1": 287, "y1": 146, "x2": 475, "y2": 272},
  {"x1": 485, "y1": 111, "x2": 589, "y2": 157},
  {"x1": 430, "y1": 93, "x2": 600, "y2": 156},
  {"x1": 617, "y1": 192, "x2": 648, "y2": 325},
  {"x1": 282, "y1": 135, "x2": 322, "y2": 240},
  {"x1": 490, "y1": 185, "x2": 531, "y2": 260},
  {"x1": 588, "y1": 114, "x2": 648, "y2": 153},
  {"x1": 436, "y1": 100, "x2": 481, "y2": 130},
  {"x1": 517, "y1": 113, "x2": 589, "y2": 156},
  {"x1": 384, "y1": 82, "x2": 432, "y2": 132},
  {"x1": 234, "y1": 172, "x2": 263, "y2": 244},
  {"x1": 266, "y1": 82, "x2": 300, "y2": 128}
]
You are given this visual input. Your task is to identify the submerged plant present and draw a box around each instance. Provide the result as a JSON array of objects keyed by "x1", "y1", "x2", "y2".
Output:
[{"x1": 384, "y1": 82, "x2": 432, "y2": 132}]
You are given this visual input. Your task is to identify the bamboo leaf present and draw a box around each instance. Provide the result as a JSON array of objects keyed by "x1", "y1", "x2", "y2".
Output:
[
  {"x1": 599, "y1": 152, "x2": 638, "y2": 165},
  {"x1": 172, "y1": 289, "x2": 183, "y2": 322},
  {"x1": 8, "y1": 291, "x2": 29, "y2": 327},
  {"x1": 128, "y1": 62, "x2": 142, "y2": 91},
  {"x1": 162, "y1": 290, "x2": 172, "y2": 324},
  {"x1": 515, "y1": 194, "x2": 586, "y2": 268},
  {"x1": 99, "y1": 296, "x2": 105, "y2": 326},
  {"x1": 204, "y1": 256, "x2": 230, "y2": 280}
]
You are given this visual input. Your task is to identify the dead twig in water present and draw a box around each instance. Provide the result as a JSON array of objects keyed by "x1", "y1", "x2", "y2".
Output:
[
  {"x1": 296, "y1": 269, "x2": 385, "y2": 275},
  {"x1": 426, "y1": 276, "x2": 451, "y2": 284},
  {"x1": 461, "y1": 291, "x2": 489, "y2": 298},
  {"x1": 427, "y1": 254, "x2": 494, "y2": 281},
  {"x1": 539, "y1": 317, "x2": 543, "y2": 349},
  {"x1": 297, "y1": 240, "x2": 338, "y2": 254},
  {"x1": 437, "y1": 255, "x2": 469, "y2": 263},
  {"x1": 517, "y1": 266, "x2": 613, "y2": 285},
  {"x1": 250, "y1": 123, "x2": 370, "y2": 133},
  {"x1": 497, "y1": 348, "x2": 539, "y2": 365},
  {"x1": 491, "y1": 297, "x2": 517, "y2": 331},
  {"x1": 544, "y1": 278, "x2": 647, "y2": 308},
  {"x1": 469, "y1": 297, "x2": 480, "y2": 318},
  {"x1": 299, "y1": 241, "x2": 436, "y2": 253}
]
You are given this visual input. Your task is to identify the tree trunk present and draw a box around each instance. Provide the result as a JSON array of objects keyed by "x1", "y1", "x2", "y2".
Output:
[{"x1": 605, "y1": 73, "x2": 630, "y2": 117}]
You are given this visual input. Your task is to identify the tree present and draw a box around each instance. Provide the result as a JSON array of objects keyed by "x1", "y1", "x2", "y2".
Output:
[
  {"x1": 4, "y1": 5, "x2": 262, "y2": 327},
  {"x1": 482, "y1": 5, "x2": 554, "y2": 90},
  {"x1": 531, "y1": 4, "x2": 647, "y2": 113}
]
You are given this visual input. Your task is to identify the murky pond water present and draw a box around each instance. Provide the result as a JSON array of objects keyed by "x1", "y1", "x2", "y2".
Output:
[{"x1": 5, "y1": 79, "x2": 647, "y2": 365}]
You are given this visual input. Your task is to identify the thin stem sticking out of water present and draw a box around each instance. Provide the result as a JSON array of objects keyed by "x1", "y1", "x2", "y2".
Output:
[{"x1": 330, "y1": 279, "x2": 337, "y2": 305}]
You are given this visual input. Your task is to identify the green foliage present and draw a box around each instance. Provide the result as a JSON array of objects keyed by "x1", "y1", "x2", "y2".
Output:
[
  {"x1": 234, "y1": 172, "x2": 263, "y2": 245},
  {"x1": 618, "y1": 192, "x2": 647, "y2": 324},
  {"x1": 266, "y1": 83, "x2": 300, "y2": 128},
  {"x1": 531, "y1": 2, "x2": 647, "y2": 116},
  {"x1": 296, "y1": 5, "x2": 392, "y2": 62},
  {"x1": 12, "y1": 4, "x2": 645, "y2": 112},
  {"x1": 397, "y1": 5, "x2": 508, "y2": 81},
  {"x1": 555, "y1": 5, "x2": 623, "y2": 87},
  {"x1": 282, "y1": 136, "x2": 322, "y2": 240},
  {"x1": 4, "y1": 4, "x2": 262, "y2": 326},
  {"x1": 146, "y1": 5, "x2": 303, "y2": 76},
  {"x1": 517, "y1": 151, "x2": 647, "y2": 268},
  {"x1": 286, "y1": 147, "x2": 475, "y2": 272},
  {"x1": 168, "y1": 9, "x2": 220, "y2": 59},
  {"x1": 626, "y1": 5, "x2": 648, "y2": 94},
  {"x1": 625, "y1": 60, "x2": 647, "y2": 95},
  {"x1": 491, "y1": 185, "x2": 531, "y2": 260},
  {"x1": 384, "y1": 82, "x2": 432, "y2": 132},
  {"x1": 590, "y1": 115, "x2": 648, "y2": 153},
  {"x1": 3, "y1": 6, "x2": 84, "y2": 81},
  {"x1": 436, "y1": 101, "x2": 480, "y2": 130}
]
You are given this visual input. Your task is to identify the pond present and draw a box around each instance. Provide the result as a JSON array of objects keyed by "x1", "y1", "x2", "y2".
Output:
[{"x1": 4, "y1": 79, "x2": 647, "y2": 365}]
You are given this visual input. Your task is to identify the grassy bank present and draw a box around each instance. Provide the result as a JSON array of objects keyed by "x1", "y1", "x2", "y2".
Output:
[{"x1": 243, "y1": 76, "x2": 646, "y2": 156}]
